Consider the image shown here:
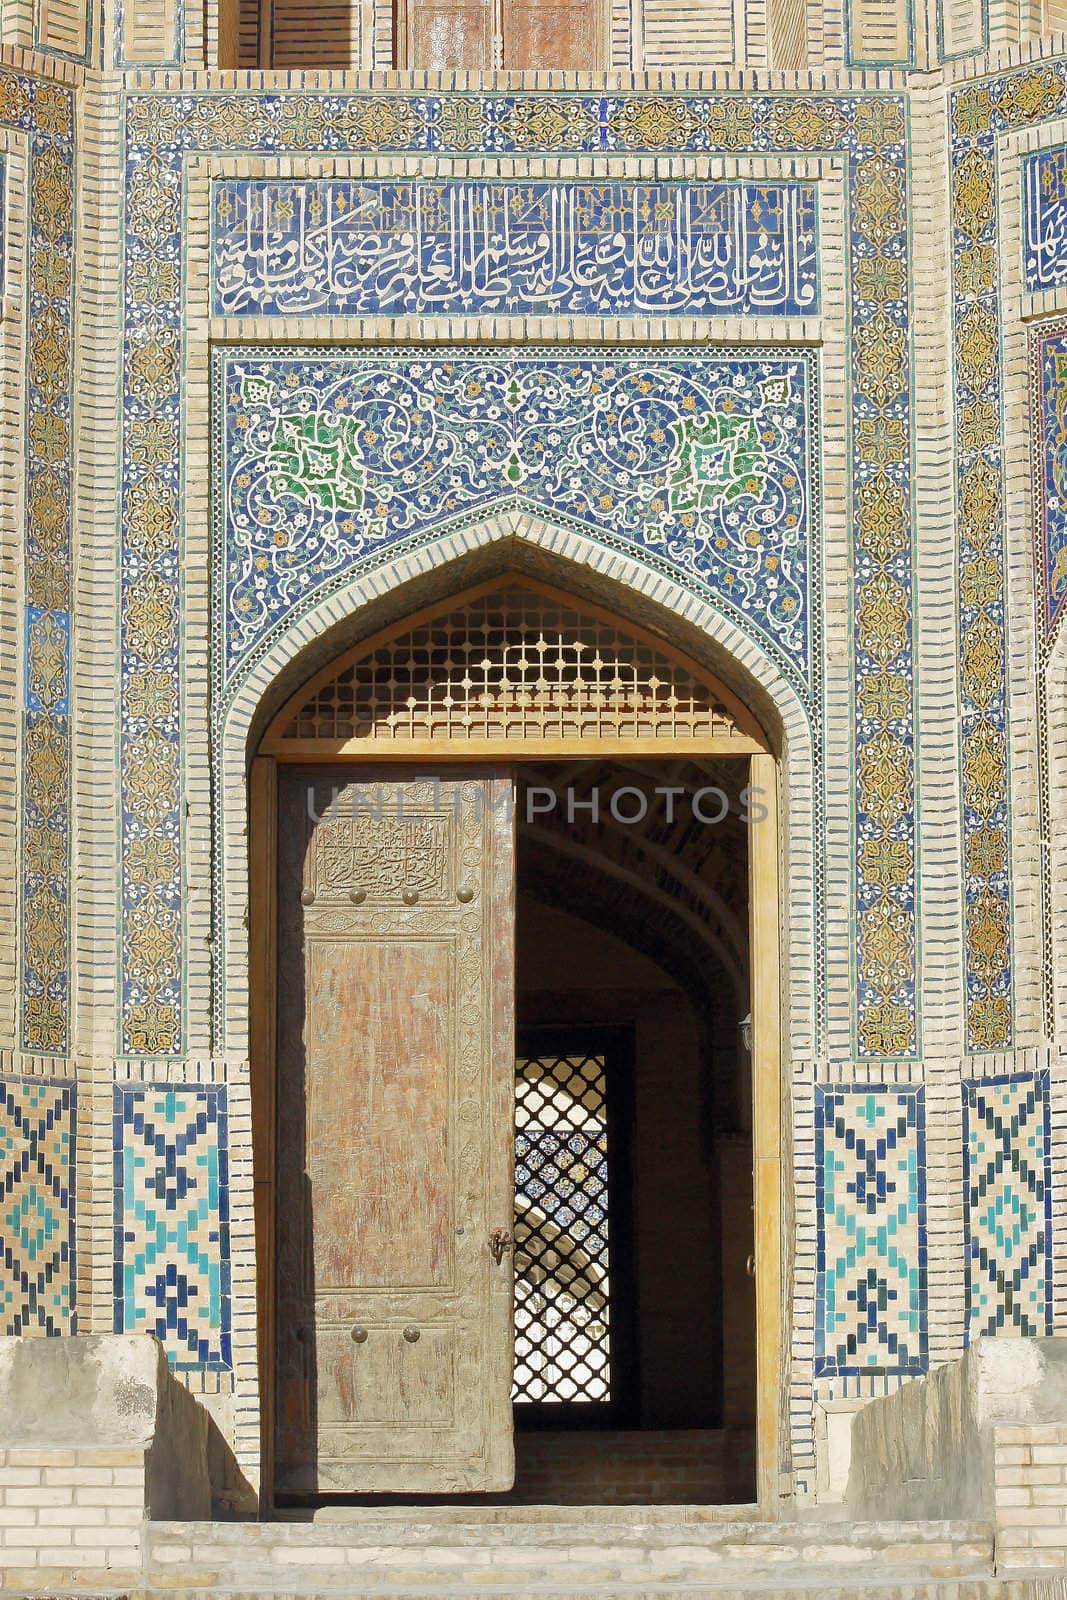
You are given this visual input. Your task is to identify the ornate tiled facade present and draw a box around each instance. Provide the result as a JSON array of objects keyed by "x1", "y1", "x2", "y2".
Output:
[
  {"x1": 211, "y1": 177, "x2": 820, "y2": 319},
  {"x1": 124, "y1": 87, "x2": 913, "y2": 1062},
  {"x1": 5, "y1": 0, "x2": 1067, "y2": 1516},
  {"x1": 216, "y1": 346, "x2": 817, "y2": 689},
  {"x1": 963, "y1": 1072, "x2": 1052, "y2": 1340},
  {"x1": 112, "y1": 1085, "x2": 231, "y2": 1371},
  {"x1": 9, "y1": 73, "x2": 74, "y2": 1057},
  {"x1": 0, "y1": 1076, "x2": 74, "y2": 1335},
  {"x1": 814, "y1": 1085, "x2": 927, "y2": 1377}
]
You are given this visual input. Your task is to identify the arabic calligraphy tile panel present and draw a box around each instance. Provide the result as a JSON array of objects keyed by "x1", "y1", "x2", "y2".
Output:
[
  {"x1": 1024, "y1": 146, "x2": 1067, "y2": 293},
  {"x1": 1032, "y1": 325, "x2": 1067, "y2": 645},
  {"x1": 17, "y1": 78, "x2": 75, "y2": 1057},
  {"x1": 122, "y1": 89, "x2": 913, "y2": 1061},
  {"x1": 113, "y1": 1084, "x2": 232, "y2": 1371},
  {"x1": 0, "y1": 1076, "x2": 75, "y2": 1336},
  {"x1": 814, "y1": 1085, "x2": 927, "y2": 1377},
  {"x1": 211, "y1": 177, "x2": 820, "y2": 320},
  {"x1": 963, "y1": 1072, "x2": 1052, "y2": 1341},
  {"x1": 216, "y1": 347, "x2": 816, "y2": 692}
]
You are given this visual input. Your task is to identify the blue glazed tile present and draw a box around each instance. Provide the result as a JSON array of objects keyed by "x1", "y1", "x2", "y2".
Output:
[
  {"x1": 0, "y1": 1076, "x2": 75, "y2": 1335},
  {"x1": 815, "y1": 1084, "x2": 927, "y2": 1377},
  {"x1": 211, "y1": 177, "x2": 820, "y2": 320},
  {"x1": 963, "y1": 1072, "x2": 1052, "y2": 1341},
  {"x1": 113, "y1": 1085, "x2": 231, "y2": 1371}
]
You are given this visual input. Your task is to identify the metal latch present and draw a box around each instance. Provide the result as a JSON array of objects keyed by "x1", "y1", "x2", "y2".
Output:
[{"x1": 489, "y1": 1227, "x2": 514, "y2": 1265}]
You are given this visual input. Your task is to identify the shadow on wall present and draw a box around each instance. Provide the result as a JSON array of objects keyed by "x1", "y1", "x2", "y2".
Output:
[{"x1": 0, "y1": 1332, "x2": 252, "y2": 1518}]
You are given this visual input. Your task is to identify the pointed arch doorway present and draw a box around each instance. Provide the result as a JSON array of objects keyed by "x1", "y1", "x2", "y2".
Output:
[{"x1": 249, "y1": 575, "x2": 782, "y2": 1510}]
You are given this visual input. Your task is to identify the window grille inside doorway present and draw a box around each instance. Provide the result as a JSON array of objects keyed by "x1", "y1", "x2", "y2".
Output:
[{"x1": 513, "y1": 1032, "x2": 632, "y2": 1415}]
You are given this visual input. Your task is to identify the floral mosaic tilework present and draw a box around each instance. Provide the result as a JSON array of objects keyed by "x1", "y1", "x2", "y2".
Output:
[
  {"x1": 0, "y1": 73, "x2": 76, "y2": 1056},
  {"x1": 963, "y1": 1072, "x2": 1052, "y2": 1340},
  {"x1": 211, "y1": 177, "x2": 820, "y2": 319},
  {"x1": 113, "y1": 1085, "x2": 232, "y2": 1371},
  {"x1": 814, "y1": 1085, "x2": 927, "y2": 1376},
  {"x1": 215, "y1": 346, "x2": 817, "y2": 691},
  {"x1": 123, "y1": 88, "x2": 914, "y2": 1060},
  {"x1": 943, "y1": 65, "x2": 1067, "y2": 1052},
  {"x1": 0, "y1": 1077, "x2": 75, "y2": 1336},
  {"x1": 1024, "y1": 144, "x2": 1067, "y2": 293}
]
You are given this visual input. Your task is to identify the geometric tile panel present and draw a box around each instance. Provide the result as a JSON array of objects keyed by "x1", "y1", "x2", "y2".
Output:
[
  {"x1": 113, "y1": 1085, "x2": 231, "y2": 1370},
  {"x1": 0, "y1": 1077, "x2": 75, "y2": 1335},
  {"x1": 963, "y1": 1073, "x2": 1052, "y2": 1341},
  {"x1": 815, "y1": 1085, "x2": 927, "y2": 1376}
]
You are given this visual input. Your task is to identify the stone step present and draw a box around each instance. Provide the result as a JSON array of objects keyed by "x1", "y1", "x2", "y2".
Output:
[
  {"x1": 145, "y1": 1518, "x2": 997, "y2": 1594},
  {"x1": 134, "y1": 1583, "x2": 1058, "y2": 1600}
]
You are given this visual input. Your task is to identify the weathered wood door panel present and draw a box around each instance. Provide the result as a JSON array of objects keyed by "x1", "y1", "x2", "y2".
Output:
[
  {"x1": 275, "y1": 767, "x2": 515, "y2": 1494},
  {"x1": 502, "y1": 0, "x2": 600, "y2": 69}
]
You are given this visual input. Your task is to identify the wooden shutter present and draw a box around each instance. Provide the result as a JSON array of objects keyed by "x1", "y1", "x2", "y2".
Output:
[
  {"x1": 274, "y1": 766, "x2": 516, "y2": 1494},
  {"x1": 502, "y1": 0, "x2": 601, "y2": 67},
  {"x1": 404, "y1": 0, "x2": 494, "y2": 67}
]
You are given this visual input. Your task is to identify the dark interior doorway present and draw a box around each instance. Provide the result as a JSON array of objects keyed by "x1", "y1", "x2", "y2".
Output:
[{"x1": 509, "y1": 759, "x2": 757, "y2": 1504}]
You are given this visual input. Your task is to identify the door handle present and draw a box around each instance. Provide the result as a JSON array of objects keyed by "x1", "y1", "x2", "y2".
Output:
[{"x1": 489, "y1": 1227, "x2": 513, "y2": 1265}]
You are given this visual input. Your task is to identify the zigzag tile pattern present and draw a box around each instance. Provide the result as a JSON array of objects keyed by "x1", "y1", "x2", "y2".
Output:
[
  {"x1": 0, "y1": 1076, "x2": 75, "y2": 1335},
  {"x1": 113, "y1": 1084, "x2": 231, "y2": 1370},
  {"x1": 815, "y1": 1085, "x2": 927, "y2": 1376},
  {"x1": 963, "y1": 1072, "x2": 1052, "y2": 1340}
]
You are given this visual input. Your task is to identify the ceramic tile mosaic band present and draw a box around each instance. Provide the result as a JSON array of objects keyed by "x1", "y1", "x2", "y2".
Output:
[
  {"x1": 962, "y1": 1071, "x2": 1052, "y2": 1340},
  {"x1": 1032, "y1": 324, "x2": 1067, "y2": 644},
  {"x1": 122, "y1": 90, "x2": 914, "y2": 1060},
  {"x1": 210, "y1": 177, "x2": 820, "y2": 319},
  {"x1": 112, "y1": 1084, "x2": 232, "y2": 1371},
  {"x1": 0, "y1": 1075, "x2": 75, "y2": 1335},
  {"x1": 7, "y1": 75, "x2": 76, "y2": 1057},
  {"x1": 945, "y1": 69, "x2": 1067, "y2": 1053},
  {"x1": 814, "y1": 1084, "x2": 928, "y2": 1377}
]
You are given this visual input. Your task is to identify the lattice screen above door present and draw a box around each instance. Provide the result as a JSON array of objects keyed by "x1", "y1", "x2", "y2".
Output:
[{"x1": 261, "y1": 577, "x2": 766, "y2": 758}]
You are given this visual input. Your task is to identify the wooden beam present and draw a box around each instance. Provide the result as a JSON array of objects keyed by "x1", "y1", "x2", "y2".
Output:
[
  {"x1": 749, "y1": 750, "x2": 782, "y2": 1517},
  {"x1": 249, "y1": 756, "x2": 277, "y2": 1515}
]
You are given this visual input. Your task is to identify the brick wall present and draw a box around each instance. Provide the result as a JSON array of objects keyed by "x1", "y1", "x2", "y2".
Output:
[
  {"x1": 511, "y1": 1428, "x2": 756, "y2": 1505},
  {"x1": 993, "y1": 1423, "x2": 1067, "y2": 1575},
  {"x1": 0, "y1": 1445, "x2": 144, "y2": 1582}
]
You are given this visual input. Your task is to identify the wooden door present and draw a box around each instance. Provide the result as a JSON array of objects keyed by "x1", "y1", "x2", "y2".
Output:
[{"x1": 274, "y1": 766, "x2": 516, "y2": 1494}]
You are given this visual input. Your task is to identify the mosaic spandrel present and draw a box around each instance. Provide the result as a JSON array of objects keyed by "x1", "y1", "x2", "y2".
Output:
[
  {"x1": 212, "y1": 178, "x2": 819, "y2": 319},
  {"x1": 217, "y1": 347, "x2": 816, "y2": 692}
]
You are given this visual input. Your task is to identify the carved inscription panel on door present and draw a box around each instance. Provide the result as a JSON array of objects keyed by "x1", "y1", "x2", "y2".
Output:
[
  {"x1": 275, "y1": 768, "x2": 515, "y2": 1494},
  {"x1": 309, "y1": 811, "x2": 452, "y2": 902}
]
